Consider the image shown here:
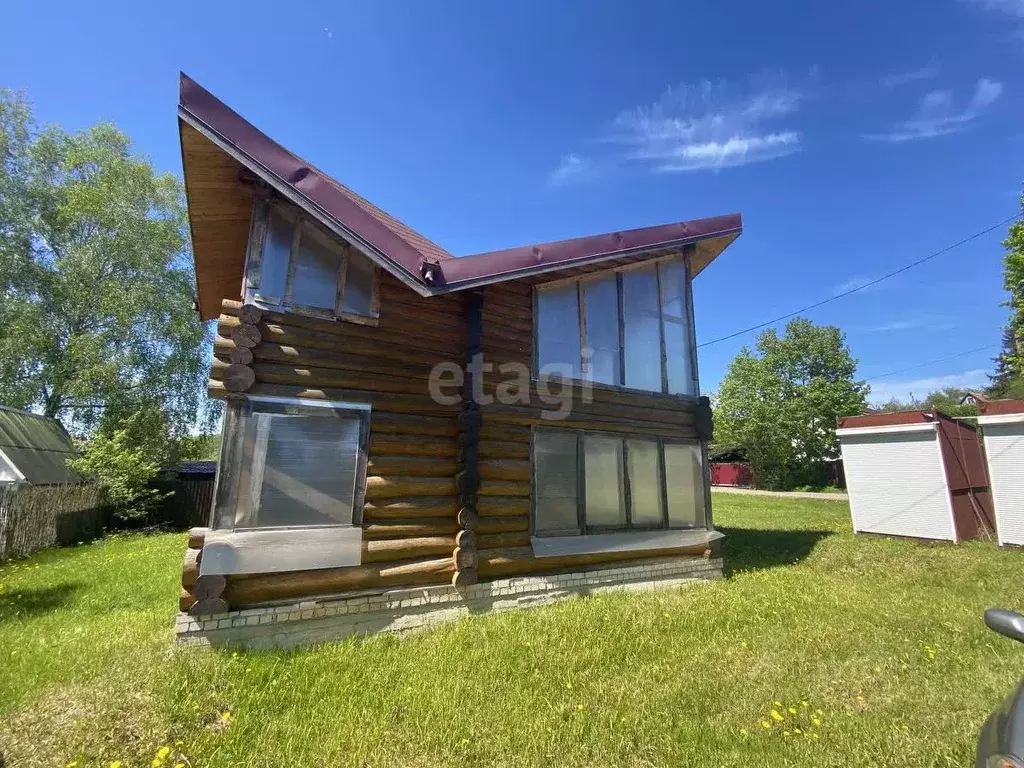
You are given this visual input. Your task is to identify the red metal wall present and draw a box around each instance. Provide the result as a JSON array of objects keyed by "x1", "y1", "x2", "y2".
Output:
[{"x1": 711, "y1": 462, "x2": 753, "y2": 487}]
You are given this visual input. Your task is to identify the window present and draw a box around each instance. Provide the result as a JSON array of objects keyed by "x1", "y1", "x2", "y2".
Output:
[
  {"x1": 246, "y1": 202, "x2": 379, "y2": 322},
  {"x1": 532, "y1": 428, "x2": 707, "y2": 536},
  {"x1": 212, "y1": 397, "x2": 369, "y2": 531},
  {"x1": 535, "y1": 258, "x2": 697, "y2": 396}
]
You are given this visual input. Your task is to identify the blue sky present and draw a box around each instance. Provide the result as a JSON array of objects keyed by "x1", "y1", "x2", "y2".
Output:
[{"x1": 2, "y1": 0, "x2": 1022, "y2": 403}]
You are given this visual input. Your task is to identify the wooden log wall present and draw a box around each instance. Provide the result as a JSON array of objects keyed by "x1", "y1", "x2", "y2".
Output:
[
  {"x1": 185, "y1": 264, "x2": 712, "y2": 613},
  {"x1": 202, "y1": 273, "x2": 466, "y2": 608},
  {"x1": 473, "y1": 278, "x2": 711, "y2": 574}
]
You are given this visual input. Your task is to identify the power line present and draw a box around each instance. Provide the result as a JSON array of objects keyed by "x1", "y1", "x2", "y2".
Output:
[
  {"x1": 863, "y1": 343, "x2": 999, "y2": 383},
  {"x1": 697, "y1": 213, "x2": 1021, "y2": 348}
]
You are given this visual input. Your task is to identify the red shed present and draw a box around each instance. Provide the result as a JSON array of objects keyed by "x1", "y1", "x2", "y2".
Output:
[{"x1": 836, "y1": 410, "x2": 994, "y2": 542}]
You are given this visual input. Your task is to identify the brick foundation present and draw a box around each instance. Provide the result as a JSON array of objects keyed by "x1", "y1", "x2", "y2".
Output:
[{"x1": 175, "y1": 555, "x2": 724, "y2": 649}]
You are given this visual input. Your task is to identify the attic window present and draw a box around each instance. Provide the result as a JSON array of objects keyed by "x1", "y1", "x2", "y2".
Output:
[{"x1": 245, "y1": 202, "x2": 379, "y2": 323}]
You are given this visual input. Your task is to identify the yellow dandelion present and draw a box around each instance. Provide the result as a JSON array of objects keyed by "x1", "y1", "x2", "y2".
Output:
[
  {"x1": 221, "y1": 711, "x2": 232, "y2": 723},
  {"x1": 577, "y1": 703, "x2": 585, "y2": 711},
  {"x1": 812, "y1": 717, "x2": 821, "y2": 726},
  {"x1": 151, "y1": 761, "x2": 161, "y2": 768},
  {"x1": 761, "y1": 720, "x2": 771, "y2": 729},
  {"x1": 773, "y1": 700, "x2": 782, "y2": 707},
  {"x1": 801, "y1": 700, "x2": 809, "y2": 708},
  {"x1": 856, "y1": 696, "x2": 864, "y2": 702},
  {"x1": 739, "y1": 728, "x2": 748, "y2": 736},
  {"x1": 770, "y1": 710, "x2": 784, "y2": 722},
  {"x1": 788, "y1": 707, "x2": 797, "y2": 715},
  {"x1": 794, "y1": 728, "x2": 802, "y2": 734},
  {"x1": 783, "y1": 730, "x2": 792, "y2": 737},
  {"x1": 110, "y1": 762, "x2": 122, "y2": 768},
  {"x1": 156, "y1": 747, "x2": 171, "y2": 760}
]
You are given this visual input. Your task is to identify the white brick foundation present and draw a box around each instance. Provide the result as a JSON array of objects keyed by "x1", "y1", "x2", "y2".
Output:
[{"x1": 175, "y1": 556, "x2": 724, "y2": 649}]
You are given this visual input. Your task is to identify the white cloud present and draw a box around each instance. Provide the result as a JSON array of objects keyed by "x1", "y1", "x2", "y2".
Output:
[
  {"x1": 880, "y1": 61, "x2": 940, "y2": 89},
  {"x1": 607, "y1": 75, "x2": 805, "y2": 173},
  {"x1": 832, "y1": 275, "x2": 878, "y2": 295},
  {"x1": 864, "y1": 78, "x2": 1003, "y2": 142},
  {"x1": 867, "y1": 369, "x2": 989, "y2": 404},
  {"x1": 963, "y1": 0, "x2": 1024, "y2": 17},
  {"x1": 854, "y1": 317, "x2": 956, "y2": 333},
  {"x1": 548, "y1": 153, "x2": 595, "y2": 186}
]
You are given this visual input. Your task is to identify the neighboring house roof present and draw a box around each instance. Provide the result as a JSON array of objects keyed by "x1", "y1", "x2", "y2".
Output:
[
  {"x1": 174, "y1": 461, "x2": 218, "y2": 476},
  {"x1": 0, "y1": 406, "x2": 84, "y2": 486},
  {"x1": 178, "y1": 73, "x2": 743, "y2": 320}
]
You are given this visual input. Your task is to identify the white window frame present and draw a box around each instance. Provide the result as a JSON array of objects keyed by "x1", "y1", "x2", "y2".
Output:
[
  {"x1": 243, "y1": 200, "x2": 381, "y2": 325},
  {"x1": 532, "y1": 253, "x2": 700, "y2": 398},
  {"x1": 202, "y1": 395, "x2": 371, "y2": 577}
]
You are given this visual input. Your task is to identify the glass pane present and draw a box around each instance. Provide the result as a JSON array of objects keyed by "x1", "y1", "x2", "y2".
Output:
[
  {"x1": 259, "y1": 209, "x2": 293, "y2": 300},
  {"x1": 533, "y1": 431, "x2": 580, "y2": 535},
  {"x1": 622, "y1": 267, "x2": 663, "y2": 392},
  {"x1": 582, "y1": 276, "x2": 621, "y2": 385},
  {"x1": 219, "y1": 401, "x2": 363, "y2": 529},
  {"x1": 341, "y1": 251, "x2": 375, "y2": 316},
  {"x1": 584, "y1": 435, "x2": 626, "y2": 528},
  {"x1": 291, "y1": 225, "x2": 341, "y2": 309},
  {"x1": 536, "y1": 284, "x2": 582, "y2": 380},
  {"x1": 660, "y1": 262, "x2": 695, "y2": 396},
  {"x1": 663, "y1": 442, "x2": 706, "y2": 528},
  {"x1": 627, "y1": 440, "x2": 664, "y2": 526}
]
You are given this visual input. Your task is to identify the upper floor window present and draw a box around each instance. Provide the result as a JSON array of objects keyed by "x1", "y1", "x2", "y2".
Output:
[
  {"x1": 246, "y1": 202, "x2": 379, "y2": 322},
  {"x1": 535, "y1": 258, "x2": 696, "y2": 396}
]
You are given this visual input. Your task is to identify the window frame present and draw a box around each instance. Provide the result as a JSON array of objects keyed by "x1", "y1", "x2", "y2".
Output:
[
  {"x1": 530, "y1": 426, "x2": 708, "y2": 538},
  {"x1": 210, "y1": 394, "x2": 372, "y2": 534},
  {"x1": 243, "y1": 199, "x2": 381, "y2": 325},
  {"x1": 532, "y1": 254, "x2": 701, "y2": 399}
]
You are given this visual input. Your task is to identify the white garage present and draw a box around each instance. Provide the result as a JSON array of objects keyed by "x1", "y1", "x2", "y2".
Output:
[{"x1": 977, "y1": 401, "x2": 1024, "y2": 547}]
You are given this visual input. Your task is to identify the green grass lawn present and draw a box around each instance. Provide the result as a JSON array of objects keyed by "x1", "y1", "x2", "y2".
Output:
[{"x1": 2, "y1": 493, "x2": 1023, "y2": 767}]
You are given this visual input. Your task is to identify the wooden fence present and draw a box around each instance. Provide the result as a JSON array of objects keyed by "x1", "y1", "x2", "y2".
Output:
[
  {"x1": 0, "y1": 484, "x2": 106, "y2": 560},
  {"x1": 149, "y1": 469, "x2": 215, "y2": 530}
]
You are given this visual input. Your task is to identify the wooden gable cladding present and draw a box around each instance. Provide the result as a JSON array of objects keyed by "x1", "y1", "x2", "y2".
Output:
[{"x1": 180, "y1": 121, "x2": 254, "y2": 320}]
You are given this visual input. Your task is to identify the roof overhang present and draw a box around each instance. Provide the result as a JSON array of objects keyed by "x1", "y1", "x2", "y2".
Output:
[{"x1": 179, "y1": 73, "x2": 743, "y2": 320}]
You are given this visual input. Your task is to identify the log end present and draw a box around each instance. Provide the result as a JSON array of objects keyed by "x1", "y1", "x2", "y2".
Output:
[
  {"x1": 189, "y1": 597, "x2": 230, "y2": 616},
  {"x1": 452, "y1": 568, "x2": 478, "y2": 588}
]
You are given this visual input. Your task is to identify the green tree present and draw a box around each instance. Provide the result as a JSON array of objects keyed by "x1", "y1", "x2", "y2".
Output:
[
  {"x1": 989, "y1": 190, "x2": 1024, "y2": 399},
  {"x1": 0, "y1": 88, "x2": 214, "y2": 445},
  {"x1": 715, "y1": 318, "x2": 868, "y2": 489},
  {"x1": 876, "y1": 387, "x2": 978, "y2": 417}
]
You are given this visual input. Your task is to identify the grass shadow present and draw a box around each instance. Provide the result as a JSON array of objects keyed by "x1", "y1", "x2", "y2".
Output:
[
  {"x1": 719, "y1": 526, "x2": 833, "y2": 577},
  {"x1": 0, "y1": 582, "x2": 82, "y2": 623}
]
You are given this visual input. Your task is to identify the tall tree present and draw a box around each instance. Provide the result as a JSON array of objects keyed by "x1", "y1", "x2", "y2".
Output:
[
  {"x1": 0, "y1": 88, "x2": 213, "y2": 446},
  {"x1": 989, "y1": 190, "x2": 1024, "y2": 399},
  {"x1": 715, "y1": 318, "x2": 868, "y2": 489}
]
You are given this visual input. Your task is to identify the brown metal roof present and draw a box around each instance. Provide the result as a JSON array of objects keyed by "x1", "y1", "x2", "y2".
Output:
[
  {"x1": 978, "y1": 399, "x2": 1024, "y2": 416},
  {"x1": 178, "y1": 73, "x2": 743, "y2": 316}
]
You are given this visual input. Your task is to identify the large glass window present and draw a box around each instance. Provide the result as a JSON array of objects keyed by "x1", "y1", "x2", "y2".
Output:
[
  {"x1": 249, "y1": 203, "x2": 378, "y2": 321},
  {"x1": 212, "y1": 397, "x2": 369, "y2": 531},
  {"x1": 536, "y1": 283, "x2": 582, "y2": 380},
  {"x1": 532, "y1": 428, "x2": 706, "y2": 536},
  {"x1": 534, "y1": 258, "x2": 697, "y2": 395}
]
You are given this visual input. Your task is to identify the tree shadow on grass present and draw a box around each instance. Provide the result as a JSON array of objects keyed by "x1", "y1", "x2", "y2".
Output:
[
  {"x1": 0, "y1": 582, "x2": 82, "y2": 623},
  {"x1": 719, "y1": 526, "x2": 833, "y2": 577}
]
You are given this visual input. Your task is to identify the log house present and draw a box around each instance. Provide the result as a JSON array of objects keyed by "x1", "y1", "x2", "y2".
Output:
[{"x1": 175, "y1": 73, "x2": 743, "y2": 647}]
